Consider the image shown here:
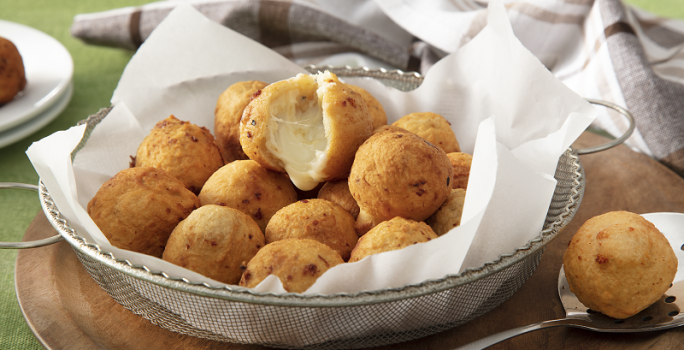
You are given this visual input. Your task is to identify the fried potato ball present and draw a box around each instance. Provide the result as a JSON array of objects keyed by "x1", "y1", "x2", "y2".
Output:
[
  {"x1": 392, "y1": 112, "x2": 460, "y2": 153},
  {"x1": 0, "y1": 37, "x2": 27, "y2": 105},
  {"x1": 214, "y1": 80, "x2": 268, "y2": 163},
  {"x1": 349, "y1": 217, "x2": 438, "y2": 263},
  {"x1": 87, "y1": 167, "x2": 200, "y2": 257},
  {"x1": 317, "y1": 179, "x2": 360, "y2": 219},
  {"x1": 349, "y1": 126, "x2": 453, "y2": 235},
  {"x1": 447, "y1": 152, "x2": 472, "y2": 190},
  {"x1": 135, "y1": 115, "x2": 224, "y2": 194},
  {"x1": 239, "y1": 238, "x2": 344, "y2": 293},
  {"x1": 240, "y1": 70, "x2": 373, "y2": 191},
  {"x1": 563, "y1": 211, "x2": 678, "y2": 319},
  {"x1": 265, "y1": 199, "x2": 358, "y2": 261},
  {"x1": 162, "y1": 205, "x2": 264, "y2": 285},
  {"x1": 426, "y1": 188, "x2": 466, "y2": 236},
  {"x1": 198, "y1": 160, "x2": 297, "y2": 232},
  {"x1": 347, "y1": 84, "x2": 387, "y2": 130}
]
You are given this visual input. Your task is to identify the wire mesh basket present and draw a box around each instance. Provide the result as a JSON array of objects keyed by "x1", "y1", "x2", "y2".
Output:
[{"x1": 37, "y1": 66, "x2": 585, "y2": 349}]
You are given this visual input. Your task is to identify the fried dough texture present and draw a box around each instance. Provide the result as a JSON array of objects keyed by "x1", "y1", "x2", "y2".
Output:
[
  {"x1": 162, "y1": 205, "x2": 264, "y2": 284},
  {"x1": 349, "y1": 125, "x2": 453, "y2": 235},
  {"x1": 265, "y1": 198, "x2": 358, "y2": 261},
  {"x1": 198, "y1": 160, "x2": 297, "y2": 232},
  {"x1": 563, "y1": 211, "x2": 678, "y2": 319},
  {"x1": 347, "y1": 84, "x2": 387, "y2": 130},
  {"x1": 0, "y1": 37, "x2": 27, "y2": 104},
  {"x1": 426, "y1": 188, "x2": 466, "y2": 236},
  {"x1": 240, "y1": 71, "x2": 373, "y2": 191},
  {"x1": 87, "y1": 167, "x2": 200, "y2": 257},
  {"x1": 392, "y1": 112, "x2": 460, "y2": 153},
  {"x1": 135, "y1": 115, "x2": 224, "y2": 194},
  {"x1": 239, "y1": 238, "x2": 344, "y2": 293},
  {"x1": 214, "y1": 80, "x2": 268, "y2": 163},
  {"x1": 447, "y1": 152, "x2": 472, "y2": 190},
  {"x1": 317, "y1": 179, "x2": 360, "y2": 219},
  {"x1": 349, "y1": 217, "x2": 438, "y2": 262}
]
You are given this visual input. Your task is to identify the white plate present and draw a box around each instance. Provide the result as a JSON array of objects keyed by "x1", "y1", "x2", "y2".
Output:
[
  {"x1": 0, "y1": 82, "x2": 72, "y2": 149},
  {"x1": 642, "y1": 212, "x2": 684, "y2": 283},
  {"x1": 0, "y1": 20, "x2": 73, "y2": 132}
]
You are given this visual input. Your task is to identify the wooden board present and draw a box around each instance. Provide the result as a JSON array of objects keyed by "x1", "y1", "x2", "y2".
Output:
[{"x1": 15, "y1": 132, "x2": 684, "y2": 349}]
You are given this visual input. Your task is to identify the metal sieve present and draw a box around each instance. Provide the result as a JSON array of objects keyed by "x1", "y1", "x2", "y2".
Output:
[{"x1": 22, "y1": 66, "x2": 605, "y2": 349}]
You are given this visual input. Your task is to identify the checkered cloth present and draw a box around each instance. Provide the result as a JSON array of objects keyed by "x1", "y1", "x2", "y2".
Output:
[{"x1": 70, "y1": 0, "x2": 684, "y2": 177}]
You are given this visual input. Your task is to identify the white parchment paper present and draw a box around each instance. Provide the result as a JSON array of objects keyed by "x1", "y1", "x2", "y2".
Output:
[{"x1": 27, "y1": 0, "x2": 596, "y2": 295}]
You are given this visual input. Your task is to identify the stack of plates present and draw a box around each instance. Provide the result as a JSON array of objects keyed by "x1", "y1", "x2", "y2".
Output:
[{"x1": 0, "y1": 20, "x2": 73, "y2": 149}]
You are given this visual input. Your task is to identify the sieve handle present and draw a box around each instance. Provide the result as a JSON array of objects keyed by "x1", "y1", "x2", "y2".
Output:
[
  {"x1": 576, "y1": 99, "x2": 635, "y2": 155},
  {"x1": 0, "y1": 183, "x2": 64, "y2": 249},
  {"x1": 453, "y1": 318, "x2": 586, "y2": 349}
]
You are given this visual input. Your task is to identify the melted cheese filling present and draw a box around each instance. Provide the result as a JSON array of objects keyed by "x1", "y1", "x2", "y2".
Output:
[{"x1": 265, "y1": 74, "x2": 329, "y2": 191}]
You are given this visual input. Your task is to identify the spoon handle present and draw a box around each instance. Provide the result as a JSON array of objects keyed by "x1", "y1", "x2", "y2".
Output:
[{"x1": 453, "y1": 318, "x2": 579, "y2": 349}]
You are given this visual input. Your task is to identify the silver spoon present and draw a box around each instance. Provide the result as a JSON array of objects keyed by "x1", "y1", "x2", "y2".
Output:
[{"x1": 456, "y1": 266, "x2": 684, "y2": 349}]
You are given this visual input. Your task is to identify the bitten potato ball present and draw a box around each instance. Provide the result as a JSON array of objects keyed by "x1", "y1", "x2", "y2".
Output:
[
  {"x1": 198, "y1": 160, "x2": 297, "y2": 232},
  {"x1": 347, "y1": 84, "x2": 387, "y2": 130},
  {"x1": 392, "y1": 112, "x2": 460, "y2": 153},
  {"x1": 426, "y1": 188, "x2": 466, "y2": 236},
  {"x1": 240, "y1": 70, "x2": 373, "y2": 191},
  {"x1": 0, "y1": 37, "x2": 27, "y2": 105},
  {"x1": 87, "y1": 167, "x2": 200, "y2": 257},
  {"x1": 239, "y1": 238, "x2": 344, "y2": 293},
  {"x1": 265, "y1": 198, "x2": 358, "y2": 261},
  {"x1": 447, "y1": 152, "x2": 472, "y2": 190},
  {"x1": 349, "y1": 126, "x2": 453, "y2": 235},
  {"x1": 563, "y1": 211, "x2": 678, "y2": 319},
  {"x1": 134, "y1": 115, "x2": 224, "y2": 194},
  {"x1": 349, "y1": 217, "x2": 438, "y2": 263},
  {"x1": 214, "y1": 80, "x2": 268, "y2": 163},
  {"x1": 162, "y1": 205, "x2": 265, "y2": 285},
  {"x1": 317, "y1": 179, "x2": 360, "y2": 219}
]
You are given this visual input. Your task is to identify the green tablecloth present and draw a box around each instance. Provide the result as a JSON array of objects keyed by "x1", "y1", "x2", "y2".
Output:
[
  {"x1": 0, "y1": 1, "x2": 150, "y2": 348},
  {"x1": 0, "y1": 0, "x2": 682, "y2": 348}
]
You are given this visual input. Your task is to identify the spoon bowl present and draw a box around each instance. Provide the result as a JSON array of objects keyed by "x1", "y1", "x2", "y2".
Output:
[{"x1": 558, "y1": 266, "x2": 682, "y2": 331}]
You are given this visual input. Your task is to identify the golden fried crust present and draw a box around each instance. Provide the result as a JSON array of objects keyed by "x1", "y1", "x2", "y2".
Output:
[
  {"x1": 198, "y1": 160, "x2": 297, "y2": 232},
  {"x1": 238, "y1": 85, "x2": 283, "y2": 172},
  {"x1": 563, "y1": 211, "x2": 678, "y2": 319},
  {"x1": 162, "y1": 205, "x2": 264, "y2": 284},
  {"x1": 135, "y1": 115, "x2": 224, "y2": 194},
  {"x1": 240, "y1": 71, "x2": 373, "y2": 191},
  {"x1": 239, "y1": 238, "x2": 344, "y2": 293},
  {"x1": 447, "y1": 152, "x2": 472, "y2": 190},
  {"x1": 349, "y1": 125, "x2": 453, "y2": 235},
  {"x1": 87, "y1": 167, "x2": 200, "y2": 257},
  {"x1": 318, "y1": 179, "x2": 360, "y2": 219},
  {"x1": 392, "y1": 112, "x2": 460, "y2": 153},
  {"x1": 265, "y1": 199, "x2": 358, "y2": 261},
  {"x1": 214, "y1": 80, "x2": 268, "y2": 163},
  {"x1": 347, "y1": 84, "x2": 387, "y2": 130},
  {"x1": 349, "y1": 217, "x2": 438, "y2": 262},
  {"x1": 0, "y1": 37, "x2": 27, "y2": 105},
  {"x1": 319, "y1": 75, "x2": 374, "y2": 181},
  {"x1": 426, "y1": 188, "x2": 466, "y2": 236}
]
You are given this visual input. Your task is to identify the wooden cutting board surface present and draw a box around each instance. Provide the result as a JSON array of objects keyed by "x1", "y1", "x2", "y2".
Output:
[{"x1": 15, "y1": 131, "x2": 684, "y2": 350}]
